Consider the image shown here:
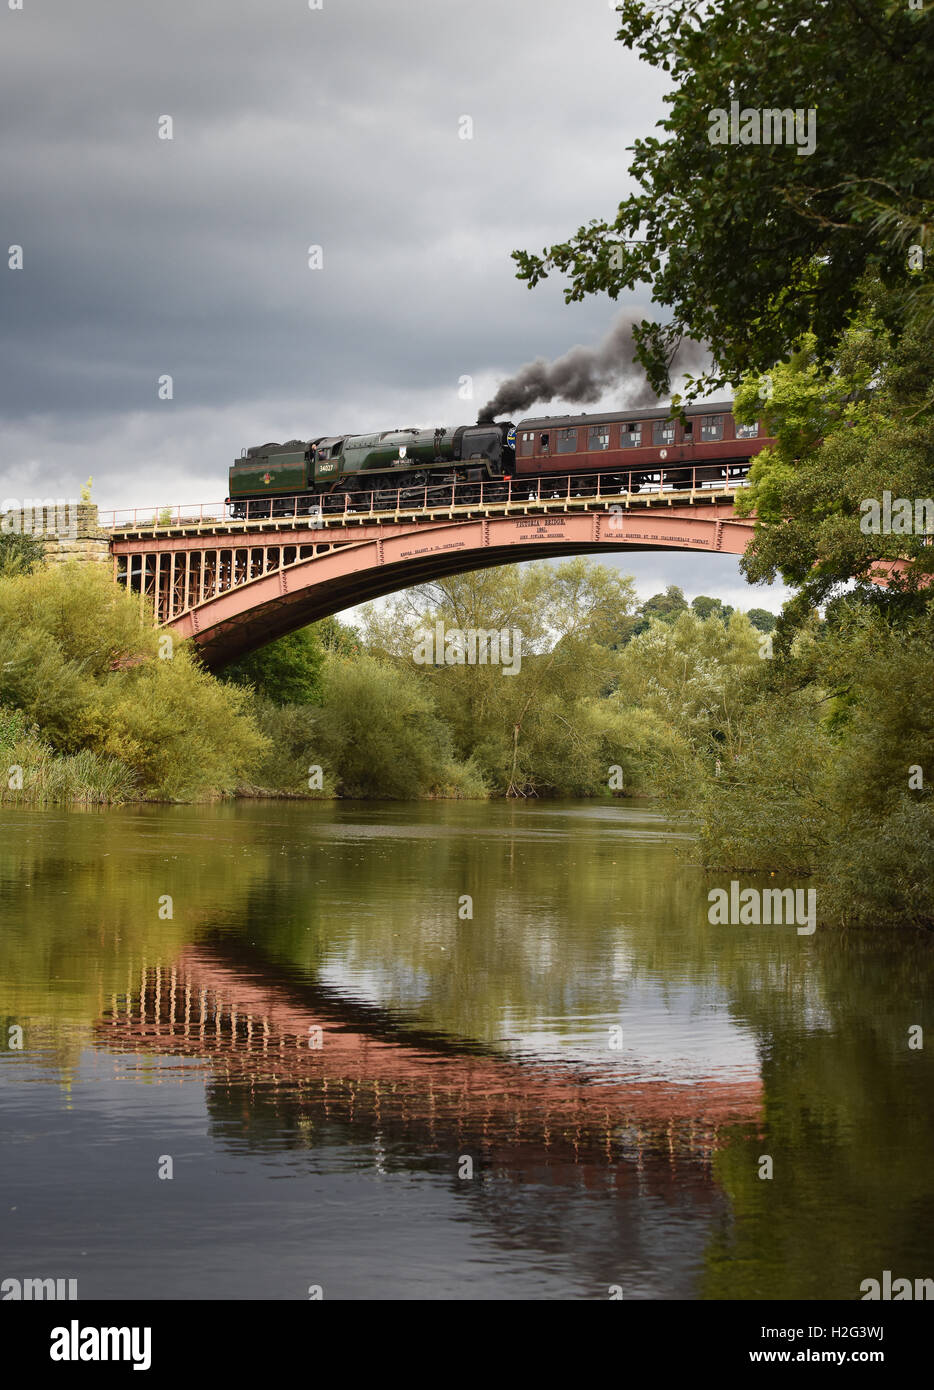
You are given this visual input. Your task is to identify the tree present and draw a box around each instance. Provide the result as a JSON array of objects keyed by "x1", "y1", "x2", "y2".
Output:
[
  {"x1": 315, "y1": 614, "x2": 360, "y2": 656},
  {"x1": 696, "y1": 600, "x2": 934, "y2": 925},
  {"x1": 513, "y1": 0, "x2": 934, "y2": 399},
  {"x1": 638, "y1": 584, "x2": 689, "y2": 627},
  {"x1": 360, "y1": 559, "x2": 644, "y2": 796},
  {"x1": 690, "y1": 594, "x2": 736, "y2": 624},
  {"x1": 615, "y1": 609, "x2": 762, "y2": 767},
  {"x1": 315, "y1": 653, "x2": 482, "y2": 799},
  {"x1": 733, "y1": 285, "x2": 934, "y2": 605},
  {"x1": 745, "y1": 608, "x2": 777, "y2": 634},
  {"x1": 222, "y1": 627, "x2": 326, "y2": 705},
  {"x1": 0, "y1": 563, "x2": 267, "y2": 798}
]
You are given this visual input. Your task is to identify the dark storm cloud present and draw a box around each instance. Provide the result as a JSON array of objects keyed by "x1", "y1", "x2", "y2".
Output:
[{"x1": 1, "y1": 0, "x2": 651, "y2": 426}]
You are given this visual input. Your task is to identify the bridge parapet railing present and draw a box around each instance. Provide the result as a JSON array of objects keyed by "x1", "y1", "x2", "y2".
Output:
[
  {"x1": 99, "y1": 467, "x2": 751, "y2": 533},
  {"x1": 100, "y1": 504, "x2": 228, "y2": 531}
]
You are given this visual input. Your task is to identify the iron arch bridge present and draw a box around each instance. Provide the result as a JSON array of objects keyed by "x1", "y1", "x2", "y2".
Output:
[{"x1": 104, "y1": 473, "x2": 756, "y2": 670}]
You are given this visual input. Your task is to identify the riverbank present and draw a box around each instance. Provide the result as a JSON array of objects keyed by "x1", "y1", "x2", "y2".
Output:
[{"x1": 3, "y1": 545, "x2": 932, "y2": 929}]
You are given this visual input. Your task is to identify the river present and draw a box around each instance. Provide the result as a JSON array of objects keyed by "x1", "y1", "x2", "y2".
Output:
[{"x1": 1, "y1": 800, "x2": 931, "y2": 1300}]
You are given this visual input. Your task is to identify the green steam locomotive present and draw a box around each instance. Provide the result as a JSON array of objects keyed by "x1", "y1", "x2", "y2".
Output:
[{"x1": 227, "y1": 421, "x2": 515, "y2": 517}]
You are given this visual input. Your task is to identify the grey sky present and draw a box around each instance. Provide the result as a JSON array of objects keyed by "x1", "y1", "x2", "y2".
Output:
[{"x1": 0, "y1": 0, "x2": 789, "y2": 613}]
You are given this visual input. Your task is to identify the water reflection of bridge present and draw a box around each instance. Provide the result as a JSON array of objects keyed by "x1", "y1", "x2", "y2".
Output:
[{"x1": 95, "y1": 946, "x2": 762, "y2": 1181}]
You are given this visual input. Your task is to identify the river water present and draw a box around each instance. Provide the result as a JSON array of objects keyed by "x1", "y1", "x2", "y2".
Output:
[{"x1": 1, "y1": 800, "x2": 931, "y2": 1300}]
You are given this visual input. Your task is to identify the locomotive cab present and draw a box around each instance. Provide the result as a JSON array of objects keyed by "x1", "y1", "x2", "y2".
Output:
[
  {"x1": 313, "y1": 438, "x2": 345, "y2": 483},
  {"x1": 461, "y1": 426, "x2": 502, "y2": 466},
  {"x1": 458, "y1": 421, "x2": 516, "y2": 477}
]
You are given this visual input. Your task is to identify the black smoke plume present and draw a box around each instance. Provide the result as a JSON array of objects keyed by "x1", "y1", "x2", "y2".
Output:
[{"x1": 477, "y1": 315, "x2": 708, "y2": 423}]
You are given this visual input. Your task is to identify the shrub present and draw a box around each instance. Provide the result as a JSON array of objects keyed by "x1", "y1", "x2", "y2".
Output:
[
  {"x1": 240, "y1": 700, "x2": 334, "y2": 796},
  {"x1": 0, "y1": 705, "x2": 135, "y2": 805},
  {"x1": 0, "y1": 530, "x2": 46, "y2": 576},
  {"x1": 222, "y1": 628, "x2": 325, "y2": 706},
  {"x1": 0, "y1": 563, "x2": 269, "y2": 801},
  {"x1": 823, "y1": 798, "x2": 934, "y2": 930},
  {"x1": 315, "y1": 653, "x2": 486, "y2": 799},
  {"x1": 98, "y1": 652, "x2": 269, "y2": 800}
]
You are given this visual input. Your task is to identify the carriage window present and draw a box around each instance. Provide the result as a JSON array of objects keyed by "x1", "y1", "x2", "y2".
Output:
[
  {"x1": 520, "y1": 431, "x2": 534, "y2": 456},
  {"x1": 652, "y1": 420, "x2": 676, "y2": 446},
  {"x1": 540, "y1": 433, "x2": 550, "y2": 449},
  {"x1": 700, "y1": 415, "x2": 724, "y2": 441},
  {"x1": 589, "y1": 425, "x2": 610, "y2": 451},
  {"x1": 620, "y1": 423, "x2": 642, "y2": 448},
  {"x1": 735, "y1": 421, "x2": 759, "y2": 439},
  {"x1": 556, "y1": 428, "x2": 579, "y2": 454}
]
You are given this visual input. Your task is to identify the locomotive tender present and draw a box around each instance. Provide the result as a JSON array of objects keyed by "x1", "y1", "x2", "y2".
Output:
[{"x1": 227, "y1": 400, "x2": 771, "y2": 517}]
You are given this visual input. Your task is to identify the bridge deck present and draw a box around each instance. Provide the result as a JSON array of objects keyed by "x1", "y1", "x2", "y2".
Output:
[{"x1": 104, "y1": 482, "x2": 748, "y2": 541}]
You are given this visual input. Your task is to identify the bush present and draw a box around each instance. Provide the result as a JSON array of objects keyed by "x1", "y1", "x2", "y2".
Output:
[
  {"x1": 97, "y1": 652, "x2": 268, "y2": 800},
  {"x1": 0, "y1": 563, "x2": 269, "y2": 801},
  {"x1": 240, "y1": 700, "x2": 334, "y2": 796},
  {"x1": 823, "y1": 798, "x2": 934, "y2": 931},
  {"x1": 696, "y1": 690, "x2": 834, "y2": 872},
  {"x1": 0, "y1": 530, "x2": 46, "y2": 576},
  {"x1": 315, "y1": 653, "x2": 487, "y2": 799},
  {"x1": 222, "y1": 628, "x2": 325, "y2": 706}
]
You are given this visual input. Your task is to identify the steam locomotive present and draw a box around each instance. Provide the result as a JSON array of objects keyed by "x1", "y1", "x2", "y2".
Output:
[{"x1": 227, "y1": 400, "x2": 771, "y2": 517}]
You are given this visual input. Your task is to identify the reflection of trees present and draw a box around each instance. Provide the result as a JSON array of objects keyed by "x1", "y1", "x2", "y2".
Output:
[
  {"x1": 703, "y1": 932, "x2": 934, "y2": 1299},
  {"x1": 0, "y1": 804, "x2": 280, "y2": 1069},
  {"x1": 232, "y1": 801, "x2": 773, "y2": 1049},
  {"x1": 0, "y1": 798, "x2": 826, "y2": 1061}
]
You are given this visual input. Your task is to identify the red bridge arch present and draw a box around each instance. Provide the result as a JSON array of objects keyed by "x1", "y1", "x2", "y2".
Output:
[{"x1": 108, "y1": 488, "x2": 754, "y2": 669}]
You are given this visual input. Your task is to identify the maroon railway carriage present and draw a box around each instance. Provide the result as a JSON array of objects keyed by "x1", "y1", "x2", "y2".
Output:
[{"x1": 510, "y1": 399, "x2": 771, "y2": 494}]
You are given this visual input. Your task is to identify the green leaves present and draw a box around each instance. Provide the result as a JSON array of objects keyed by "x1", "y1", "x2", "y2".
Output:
[
  {"x1": 0, "y1": 563, "x2": 268, "y2": 800},
  {"x1": 736, "y1": 281, "x2": 934, "y2": 602},
  {"x1": 513, "y1": 0, "x2": 934, "y2": 399},
  {"x1": 222, "y1": 628, "x2": 325, "y2": 706},
  {"x1": 0, "y1": 531, "x2": 45, "y2": 577}
]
